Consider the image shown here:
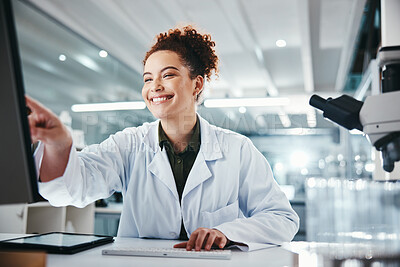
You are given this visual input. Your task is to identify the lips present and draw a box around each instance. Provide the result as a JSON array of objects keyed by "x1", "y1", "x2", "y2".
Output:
[{"x1": 150, "y1": 95, "x2": 174, "y2": 103}]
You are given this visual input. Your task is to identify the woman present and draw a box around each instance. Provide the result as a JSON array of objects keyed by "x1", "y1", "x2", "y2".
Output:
[{"x1": 27, "y1": 25, "x2": 299, "y2": 251}]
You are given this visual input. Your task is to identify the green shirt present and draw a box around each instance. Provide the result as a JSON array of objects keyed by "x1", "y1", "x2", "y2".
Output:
[{"x1": 158, "y1": 118, "x2": 201, "y2": 240}]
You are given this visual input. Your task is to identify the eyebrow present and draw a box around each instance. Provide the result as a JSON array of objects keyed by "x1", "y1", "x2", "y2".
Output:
[{"x1": 143, "y1": 66, "x2": 179, "y2": 77}]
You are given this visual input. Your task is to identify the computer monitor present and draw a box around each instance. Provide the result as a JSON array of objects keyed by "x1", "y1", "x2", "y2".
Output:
[{"x1": 0, "y1": 0, "x2": 41, "y2": 204}]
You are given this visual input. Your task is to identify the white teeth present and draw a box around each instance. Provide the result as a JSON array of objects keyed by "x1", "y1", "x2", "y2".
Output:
[{"x1": 152, "y1": 97, "x2": 168, "y2": 102}]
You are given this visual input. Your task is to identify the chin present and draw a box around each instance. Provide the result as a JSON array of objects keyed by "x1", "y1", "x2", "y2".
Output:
[
  {"x1": 149, "y1": 109, "x2": 171, "y2": 120},
  {"x1": 149, "y1": 105, "x2": 194, "y2": 121},
  {"x1": 155, "y1": 112, "x2": 183, "y2": 122}
]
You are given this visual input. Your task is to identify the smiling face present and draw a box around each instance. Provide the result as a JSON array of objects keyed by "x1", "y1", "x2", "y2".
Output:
[{"x1": 142, "y1": 50, "x2": 202, "y2": 121}]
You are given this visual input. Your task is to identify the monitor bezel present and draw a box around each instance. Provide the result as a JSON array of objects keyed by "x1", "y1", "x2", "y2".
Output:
[{"x1": 0, "y1": 0, "x2": 41, "y2": 204}]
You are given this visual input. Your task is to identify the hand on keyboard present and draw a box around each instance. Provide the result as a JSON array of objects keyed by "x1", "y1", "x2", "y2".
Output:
[{"x1": 174, "y1": 227, "x2": 228, "y2": 251}]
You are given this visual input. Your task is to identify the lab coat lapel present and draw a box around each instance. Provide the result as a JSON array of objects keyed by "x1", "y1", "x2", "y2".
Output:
[
  {"x1": 182, "y1": 152, "x2": 211, "y2": 197},
  {"x1": 145, "y1": 122, "x2": 179, "y2": 201},
  {"x1": 182, "y1": 116, "x2": 223, "y2": 198}
]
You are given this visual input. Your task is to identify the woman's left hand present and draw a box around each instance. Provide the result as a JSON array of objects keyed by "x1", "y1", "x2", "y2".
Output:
[{"x1": 173, "y1": 228, "x2": 229, "y2": 251}]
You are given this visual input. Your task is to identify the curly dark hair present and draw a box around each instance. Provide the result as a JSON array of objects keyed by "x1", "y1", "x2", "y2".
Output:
[{"x1": 143, "y1": 25, "x2": 219, "y2": 90}]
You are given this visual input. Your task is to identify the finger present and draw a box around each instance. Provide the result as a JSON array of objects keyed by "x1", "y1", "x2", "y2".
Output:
[
  {"x1": 216, "y1": 236, "x2": 227, "y2": 248},
  {"x1": 25, "y1": 95, "x2": 40, "y2": 111},
  {"x1": 204, "y1": 231, "x2": 217, "y2": 251},
  {"x1": 28, "y1": 114, "x2": 52, "y2": 141},
  {"x1": 186, "y1": 231, "x2": 198, "y2": 251},
  {"x1": 195, "y1": 230, "x2": 208, "y2": 251},
  {"x1": 173, "y1": 242, "x2": 187, "y2": 248},
  {"x1": 25, "y1": 95, "x2": 48, "y2": 113},
  {"x1": 28, "y1": 116, "x2": 39, "y2": 140},
  {"x1": 28, "y1": 115, "x2": 41, "y2": 136}
]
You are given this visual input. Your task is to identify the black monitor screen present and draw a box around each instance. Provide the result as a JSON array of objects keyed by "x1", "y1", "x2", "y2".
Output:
[{"x1": 0, "y1": 0, "x2": 40, "y2": 204}]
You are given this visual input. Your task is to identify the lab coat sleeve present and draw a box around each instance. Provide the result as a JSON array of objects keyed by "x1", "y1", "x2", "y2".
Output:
[
  {"x1": 37, "y1": 131, "x2": 130, "y2": 208},
  {"x1": 214, "y1": 137, "x2": 299, "y2": 248}
]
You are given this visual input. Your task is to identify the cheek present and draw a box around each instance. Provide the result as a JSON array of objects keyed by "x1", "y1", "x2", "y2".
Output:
[
  {"x1": 141, "y1": 86, "x2": 147, "y2": 100},
  {"x1": 183, "y1": 81, "x2": 196, "y2": 98}
]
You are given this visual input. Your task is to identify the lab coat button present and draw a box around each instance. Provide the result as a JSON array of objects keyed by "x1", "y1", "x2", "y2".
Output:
[{"x1": 177, "y1": 158, "x2": 182, "y2": 164}]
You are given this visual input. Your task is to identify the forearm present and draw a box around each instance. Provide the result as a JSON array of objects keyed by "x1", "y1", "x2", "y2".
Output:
[
  {"x1": 37, "y1": 144, "x2": 102, "y2": 208},
  {"x1": 215, "y1": 211, "x2": 299, "y2": 245},
  {"x1": 40, "y1": 140, "x2": 72, "y2": 182}
]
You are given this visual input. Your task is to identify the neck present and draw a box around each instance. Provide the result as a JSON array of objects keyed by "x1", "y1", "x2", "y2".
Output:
[{"x1": 160, "y1": 113, "x2": 197, "y2": 152}]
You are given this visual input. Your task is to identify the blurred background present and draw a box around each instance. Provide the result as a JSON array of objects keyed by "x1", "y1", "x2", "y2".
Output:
[{"x1": 10, "y1": 0, "x2": 383, "y2": 239}]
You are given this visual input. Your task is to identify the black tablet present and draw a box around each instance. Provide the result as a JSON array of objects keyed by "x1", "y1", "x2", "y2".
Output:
[{"x1": 0, "y1": 232, "x2": 114, "y2": 254}]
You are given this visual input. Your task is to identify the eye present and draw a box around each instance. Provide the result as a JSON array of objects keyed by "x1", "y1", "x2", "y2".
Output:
[
  {"x1": 144, "y1": 77, "x2": 152, "y2": 83},
  {"x1": 163, "y1": 73, "x2": 175, "y2": 79}
]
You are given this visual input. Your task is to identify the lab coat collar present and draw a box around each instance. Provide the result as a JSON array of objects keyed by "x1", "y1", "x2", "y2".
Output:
[
  {"x1": 144, "y1": 120, "x2": 180, "y2": 199},
  {"x1": 148, "y1": 148, "x2": 179, "y2": 201},
  {"x1": 145, "y1": 115, "x2": 223, "y2": 201},
  {"x1": 142, "y1": 120, "x2": 159, "y2": 153},
  {"x1": 181, "y1": 116, "x2": 223, "y2": 198},
  {"x1": 142, "y1": 114, "x2": 223, "y2": 161}
]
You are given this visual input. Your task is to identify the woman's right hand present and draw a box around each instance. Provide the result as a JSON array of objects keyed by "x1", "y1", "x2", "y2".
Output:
[
  {"x1": 26, "y1": 95, "x2": 73, "y2": 182},
  {"x1": 26, "y1": 95, "x2": 72, "y2": 148}
]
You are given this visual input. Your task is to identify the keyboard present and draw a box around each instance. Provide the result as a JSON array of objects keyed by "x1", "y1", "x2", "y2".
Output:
[{"x1": 102, "y1": 247, "x2": 232, "y2": 260}]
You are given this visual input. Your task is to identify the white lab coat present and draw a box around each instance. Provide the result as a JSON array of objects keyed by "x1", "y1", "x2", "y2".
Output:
[{"x1": 36, "y1": 115, "x2": 299, "y2": 250}]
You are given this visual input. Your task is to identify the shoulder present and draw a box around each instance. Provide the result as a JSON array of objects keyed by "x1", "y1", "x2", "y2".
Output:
[
  {"x1": 101, "y1": 120, "x2": 158, "y2": 147},
  {"x1": 199, "y1": 116, "x2": 251, "y2": 148},
  {"x1": 81, "y1": 120, "x2": 159, "y2": 155},
  {"x1": 119, "y1": 120, "x2": 158, "y2": 138},
  {"x1": 201, "y1": 116, "x2": 247, "y2": 138}
]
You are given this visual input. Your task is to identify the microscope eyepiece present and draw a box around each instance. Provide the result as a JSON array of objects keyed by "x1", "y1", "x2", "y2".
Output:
[
  {"x1": 309, "y1": 95, "x2": 328, "y2": 111},
  {"x1": 309, "y1": 94, "x2": 363, "y2": 131}
]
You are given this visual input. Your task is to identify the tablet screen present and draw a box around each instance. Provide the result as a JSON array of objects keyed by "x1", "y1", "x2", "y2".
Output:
[
  {"x1": 4, "y1": 233, "x2": 109, "y2": 247},
  {"x1": 0, "y1": 232, "x2": 114, "y2": 254}
]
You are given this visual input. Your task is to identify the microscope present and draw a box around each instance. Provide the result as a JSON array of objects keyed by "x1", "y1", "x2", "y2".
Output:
[{"x1": 309, "y1": 0, "x2": 400, "y2": 173}]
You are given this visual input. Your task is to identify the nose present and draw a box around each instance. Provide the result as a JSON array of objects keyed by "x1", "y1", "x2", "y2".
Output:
[{"x1": 151, "y1": 77, "x2": 164, "y2": 92}]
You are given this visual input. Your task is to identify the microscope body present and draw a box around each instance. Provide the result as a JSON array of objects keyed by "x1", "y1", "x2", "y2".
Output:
[
  {"x1": 360, "y1": 91, "x2": 400, "y2": 172},
  {"x1": 310, "y1": 91, "x2": 400, "y2": 173},
  {"x1": 360, "y1": 91, "x2": 400, "y2": 146},
  {"x1": 310, "y1": 0, "x2": 400, "y2": 173}
]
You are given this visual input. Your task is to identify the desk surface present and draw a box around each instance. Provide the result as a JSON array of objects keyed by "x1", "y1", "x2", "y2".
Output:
[{"x1": 0, "y1": 234, "x2": 296, "y2": 267}]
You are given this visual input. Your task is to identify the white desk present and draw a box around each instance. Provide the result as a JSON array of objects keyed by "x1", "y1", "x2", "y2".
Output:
[{"x1": 0, "y1": 234, "x2": 296, "y2": 267}]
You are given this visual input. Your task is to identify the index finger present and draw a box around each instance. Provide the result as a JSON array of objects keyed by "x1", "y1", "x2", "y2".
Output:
[
  {"x1": 186, "y1": 231, "x2": 199, "y2": 251},
  {"x1": 173, "y1": 242, "x2": 187, "y2": 248},
  {"x1": 25, "y1": 95, "x2": 47, "y2": 112}
]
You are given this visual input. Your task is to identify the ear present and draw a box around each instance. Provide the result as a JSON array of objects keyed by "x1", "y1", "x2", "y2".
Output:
[{"x1": 193, "y1": 75, "x2": 204, "y2": 96}]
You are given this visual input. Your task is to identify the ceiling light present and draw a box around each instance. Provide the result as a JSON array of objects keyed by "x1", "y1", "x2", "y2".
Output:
[
  {"x1": 99, "y1": 50, "x2": 108, "y2": 58},
  {"x1": 71, "y1": 101, "x2": 146, "y2": 112},
  {"x1": 59, "y1": 54, "x2": 66, "y2": 61},
  {"x1": 76, "y1": 55, "x2": 101, "y2": 72},
  {"x1": 204, "y1": 97, "x2": 290, "y2": 108},
  {"x1": 275, "y1": 39, "x2": 287, "y2": 48}
]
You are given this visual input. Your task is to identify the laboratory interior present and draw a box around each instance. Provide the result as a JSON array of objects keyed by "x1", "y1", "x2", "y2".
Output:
[{"x1": 1, "y1": 0, "x2": 400, "y2": 266}]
